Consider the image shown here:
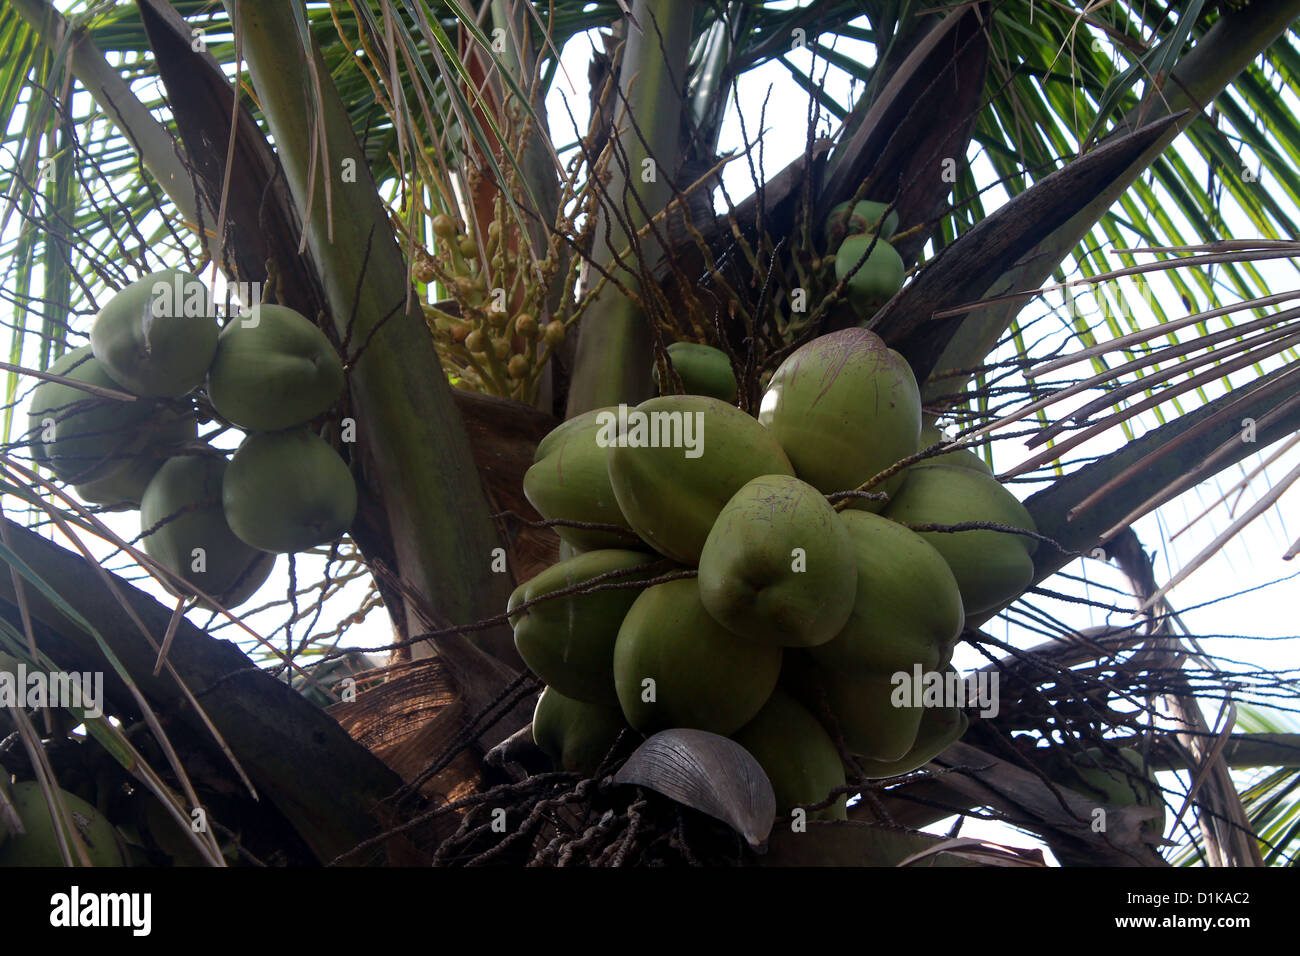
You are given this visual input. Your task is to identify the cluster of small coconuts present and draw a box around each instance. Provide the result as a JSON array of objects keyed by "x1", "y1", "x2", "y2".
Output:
[
  {"x1": 27, "y1": 270, "x2": 356, "y2": 609},
  {"x1": 512, "y1": 326, "x2": 1039, "y2": 821}
]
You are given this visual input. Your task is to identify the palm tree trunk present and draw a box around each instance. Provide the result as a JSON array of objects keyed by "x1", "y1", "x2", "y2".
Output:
[
  {"x1": 224, "y1": 1, "x2": 527, "y2": 743},
  {"x1": 565, "y1": 0, "x2": 693, "y2": 414}
]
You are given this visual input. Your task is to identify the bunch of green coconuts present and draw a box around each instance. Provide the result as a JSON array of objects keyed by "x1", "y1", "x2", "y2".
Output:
[
  {"x1": 513, "y1": 320, "x2": 1041, "y2": 821},
  {"x1": 27, "y1": 270, "x2": 356, "y2": 610}
]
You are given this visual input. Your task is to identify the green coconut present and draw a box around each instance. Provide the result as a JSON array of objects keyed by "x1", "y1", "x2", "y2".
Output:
[
  {"x1": 206, "y1": 304, "x2": 345, "y2": 431},
  {"x1": 140, "y1": 453, "x2": 276, "y2": 608},
  {"x1": 27, "y1": 345, "x2": 155, "y2": 483},
  {"x1": 1055, "y1": 746, "x2": 1166, "y2": 837},
  {"x1": 805, "y1": 511, "x2": 964, "y2": 761},
  {"x1": 26, "y1": 346, "x2": 92, "y2": 468},
  {"x1": 652, "y1": 342, "x2": 738, "y2": 403},
  {"x1": 834, "y1": 234, "x2": 906, "y2": 316},
  {"x1": 847, "y1": 200, "x2": 900, "y2": 239},
  {"x1": 139, "y1": 793, "x2": 208, "y2": 867},
  {"x1": 821, "y1": 669, "x2": 920, "y2": 762},
  {"x1": 606, "y1": 395, "x2": 794, "y2": 565},
  {"x1": 223, "y1": 428, "x2": 357, "y2": 553},
  {"x1": 613, "y1": 577, "x2": 782, "y2": 735},
  {"x1": 532, "y1": 686, "x2": 630, "y2": 776},
  {"x1": 882, "y1": 463, "x2": 1037, "y2": 617},
  {"x1": 824, "y1": 200, "x2": 900, "y2": 248},
  {"x1": 75, "y1": 456, "x2": 161, "y2": 511},
  {"x1": 758, "y1": 328, "x2": 920, "y2": 513},
  {"x1": 732, "y1": 690, "x2": 846, "y2": 821},
  {"x1": 524, "y1": 408, "x2": 641, "y2": 553},
  {"x1": 74, "y1": 407, "x2": 198, "y2": 510},
  {"x1": 90, "y1": 269, "x2": 219, "y2": 397},
  {"x1": 0, "y1": 781, "x2": 125, "y2": 867},
  {"x1": 534, "y1": 407, "x2": 608, "y2": 463},
  {"x1": 857, "y1": 699, "x2": 969, "y2": 779},
  {"x1": 698, "y1": 474, "x2": 857, "y2": 647},
  {"x1": 811, "y1": 511, "x2": 964, "y2": 673},
  {"x1": 508, "y1": 549, "x2": 661, "y2": 706},
  {"x1": 916, "y1": 421, "x2": 992, "y2": 474}
]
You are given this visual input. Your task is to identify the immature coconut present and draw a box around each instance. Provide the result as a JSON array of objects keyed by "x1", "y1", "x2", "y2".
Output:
[
  {"x1": 652, "y1": 342, "x2": 738, "y2": 403},
  {"x1": 27, "y1": 346, "x2": 92, "y2": 468},
  {"x1": 824, "y1": 200, "x2": 900, "y2": 248},
  {"x1": 0, "y1": 781, "x2": 125, "y2": 866},
  {"x1": 140, "y1": 453, "x2": 275, "y2": 608},
  {"x1": 532, "y1": 687, "x2": 630, "y2": 776},
  {"x1": 856, "y1": 696, "x2": 969, "y2": 779},
  {"x1": 732, "y1": 690, "x2": 847, "y2": 821},
  {"x1": 90, "y1": 269, "x2": 219, "y2": 397},
  {"x1": 811, "y1": 511, "x2": 964, "y2": 672},
  {"x1": 138, "y1": 792, "x2": 208, "y2": 867},
  {"x1": 613, "y1": 578, "x2": 782, "y2": 735},
  {"x1": 758, "y1": 328, "x2": 920, "y2": 512},
  {"x1": 811, "y1": 668, "x2": 922, "y2": 763},
  {"x1": 27, "y1": 345, "x2": 154, "y2": 483},
  {"x1": 606, "y1": 395, "x2": 794, "y2": 565},
  {"x1": 223, "y1": 428, "x2": 357, "y2": 553},
  {"x1": 533, "y1": 407, "x2": 605, "y2": 463},
  {"x1": 847, "y1": 200, "x2": 900, "y2": 239},
  {"x1": 524, "y1": 408, "x2": 640, "y2": 553},
  {"x1": 508, "y1": 549, "x2": 661, "y2": 706},
  {"x1": 834, "y1": 234, "x2": 905, "y2": 316},
  {"x1": 698, "y1": 474, "x2": 856, "y2": 647},
  {"x1": 76, "y1": 456, "x2": 164, "y2": 511},
  {"x1": 74, "y1": 407, "x2": 198, "y2": 510},
  {"x1": 1054, "y1": 746, "x2": 1165, "y2": 838},
  {"x1": 206, "y1": 304, "x2": 345, "y2": 431},
  {"x1": 807, "y1": 511, "x2": 964, "y2": 761},
  {"x1": 883, "y1": 463, "x2": 1037, "y2": 617}
]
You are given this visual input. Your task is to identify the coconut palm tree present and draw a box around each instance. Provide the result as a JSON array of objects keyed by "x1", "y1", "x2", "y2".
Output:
[{"x1": 1, "y1": 0, "x2": 1299, "y2": 867}]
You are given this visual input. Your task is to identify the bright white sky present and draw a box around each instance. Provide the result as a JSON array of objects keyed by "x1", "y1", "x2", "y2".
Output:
[{"x1": 3, "y1": 3, "x2": 1297, "y2": 864}]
